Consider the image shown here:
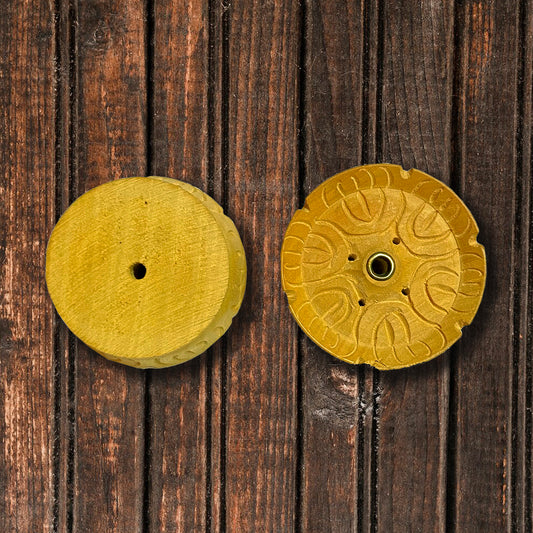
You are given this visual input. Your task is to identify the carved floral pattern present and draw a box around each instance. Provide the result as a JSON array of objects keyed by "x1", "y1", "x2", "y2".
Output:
[{"x1": 281, "y1": 165, "x2": 486, "y2": 369}]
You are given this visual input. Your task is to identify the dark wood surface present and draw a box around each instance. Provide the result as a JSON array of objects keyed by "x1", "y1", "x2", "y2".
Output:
[{"x1": 0, "y1": 0, "x2": 531, "y2": 531}]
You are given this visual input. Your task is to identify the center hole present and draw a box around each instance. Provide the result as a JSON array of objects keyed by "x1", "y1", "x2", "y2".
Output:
[
  {"x1": 367, "y1": 253, "x2": 395, "y2": 280},
  {"x1": 372, "y1": 257, "x2": 390, "y2": 276},
  {"x1": 131, "y1": 262, "x2": 147, "y2": 279}
]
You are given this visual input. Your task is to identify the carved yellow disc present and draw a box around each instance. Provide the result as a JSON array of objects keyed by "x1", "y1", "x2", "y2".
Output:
[
  {"x1": 46, "y1": 177, "x2": 246, "y2": 369},
  {"x1": 281, "y1": 164, "x2": 486, "y2": 370}
]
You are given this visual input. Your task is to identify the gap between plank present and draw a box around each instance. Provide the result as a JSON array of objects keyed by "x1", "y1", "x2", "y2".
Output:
[
  {"x1": 142, "y1": 0, "x2": 155, "y2": 532},
  {"x1": 370, "y1": 2, "x2": 385, "y2": 531},
  {"x1": 52, "y1": 0, "x2": 64, "y2": 529},
  {"x1": 358, "y1": 2, "x2": 374, "y2": 531},
  {"x1": 446, "y1": 1, "x2": 466, "y2": 531},
  {"x1": 294, "y1": 2, "x2": 307, "y2": 532},
  {"x1": 513, "y1": 1, "x2": 532, "y2": 530},
  {"x1": 53, "y1": 1, "x2": 79, "y2": 531},
  {"x1": 219, "y1": 3, "x2": 231, "y2": 531},
  {"x1": 66, "y1": 0, "x2": 79, "y2": 525},
  {"x1": 206, "y1": 1, "x2": 216, "y2": 529},
  {"x1": 145, "y1": 0, "x2": 154, "y2": 178},
  {"x1": 205, "y1": 0, "x2": 222, "y2": 529}
]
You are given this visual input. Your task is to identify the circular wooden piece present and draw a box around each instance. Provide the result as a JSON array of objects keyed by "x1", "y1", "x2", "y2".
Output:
[
  {"x1": 281, "y1": 164, "x2": 486, "y2": 370},
  {"x1": 46, "y1": 177, "x2": 246, "y2": 368}
]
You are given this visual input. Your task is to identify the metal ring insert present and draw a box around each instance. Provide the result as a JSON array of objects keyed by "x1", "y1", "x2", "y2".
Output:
[{"x1": 367, "y1": 252, "x2": 395, "y2": 281}]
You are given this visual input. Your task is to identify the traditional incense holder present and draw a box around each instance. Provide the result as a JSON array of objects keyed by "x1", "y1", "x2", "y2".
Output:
[
  {"x1": 281, "y1": 164, "x2": 486, "y2": 370},
  {"x1": 46, "y1": 177, "x2": 246, "y2": 369}
]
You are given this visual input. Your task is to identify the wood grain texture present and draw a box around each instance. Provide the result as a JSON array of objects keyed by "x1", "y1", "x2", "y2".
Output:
[
  {"x1": 206, "y1": 4, "x2": 227, "y2": 531},
  {"x1": 223, "y1": 1, "x2": 301, "y2": 531},
  {"x1": 0, "y1": 1, "x2": 56, "y2": 531},
  {"x1": 71, "y1": 0, "x2": 147, "y2": 530},
  {"x1": 148, "y1": 1, "x2": 213, "y2": 531},
  {"x1": 300, "y1": 1, "x2": 456, "y2": 532},
  {"x1": 2, "y1": 0, "x2": 533, "y2": 531},
  {"x1": 451, "y1": 0, "x2": 527, "y2": 530},
  {"x1": 512, "y1": 1, "x2": 533, "y2": 529},
  {"x1": 375, "y1": 1, "x2": 455, "y2": 532},
  {"x1": 300, "y1": 2, "x2": 375, "y2": 532}
]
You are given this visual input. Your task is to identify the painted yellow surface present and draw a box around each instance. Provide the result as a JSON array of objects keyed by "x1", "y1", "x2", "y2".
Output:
[
  {"x1": 281, "y1": 164, "x2": 486, "y2": 370},
  {"x1": 46, "y1": 177, "x2": 246, "y2": 369}
]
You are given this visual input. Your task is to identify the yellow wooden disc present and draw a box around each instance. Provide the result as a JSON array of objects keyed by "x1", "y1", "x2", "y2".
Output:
[
  {"x1": 46, "y1": 177, "x2": 246, "y2": 369},
  {"x1": 281, "y1": 164, "x2": 486, "y2": 370}
]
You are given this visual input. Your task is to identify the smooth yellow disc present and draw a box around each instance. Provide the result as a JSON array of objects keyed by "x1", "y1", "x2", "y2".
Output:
[
  {"x1": 281, "y1": 164, "x2": 486, "y2": 370},
  {"x1": 46, "y1": 177, "x2": 246, "y2": 369}
]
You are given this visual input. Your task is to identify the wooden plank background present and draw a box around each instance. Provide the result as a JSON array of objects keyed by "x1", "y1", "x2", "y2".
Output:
[{"x1": 0, "y1": 0, "x2": 531, "y2": 531}]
